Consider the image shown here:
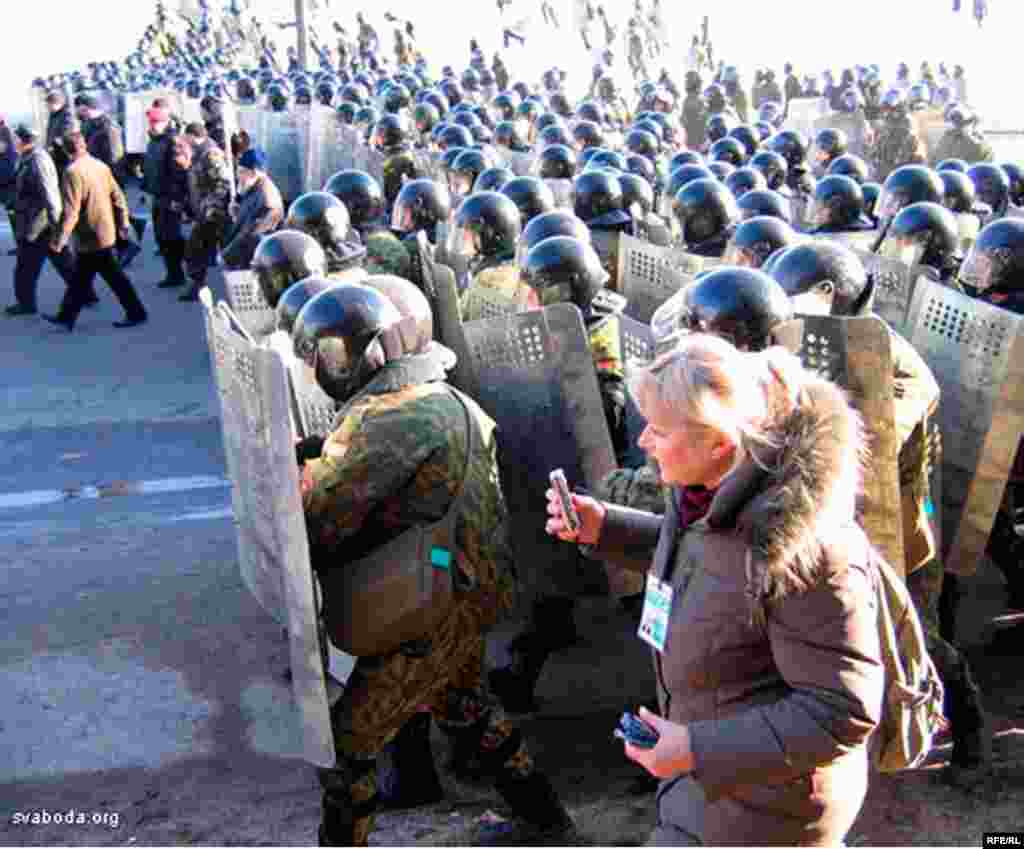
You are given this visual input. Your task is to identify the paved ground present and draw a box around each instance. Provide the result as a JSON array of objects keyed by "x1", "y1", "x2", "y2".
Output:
[{"x1": 0, "y1": 210, "x2": 1021, "y2": 847}]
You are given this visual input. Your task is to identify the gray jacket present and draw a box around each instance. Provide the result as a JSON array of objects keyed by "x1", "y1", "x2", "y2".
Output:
[
  {"x1": 222, "y1": 173, "x2": 283, "y2": 268},
  {"x1": 13, "y1": 146, "x2": 62, "y2": 243}
]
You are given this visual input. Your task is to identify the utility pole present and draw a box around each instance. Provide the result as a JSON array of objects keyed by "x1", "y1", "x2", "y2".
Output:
[{"x1": 295, "y1": 0, "x2": 309, "y2": 70}]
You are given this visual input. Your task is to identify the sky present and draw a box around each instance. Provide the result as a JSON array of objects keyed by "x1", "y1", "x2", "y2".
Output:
[{"x1": 2, "y1": 0, "x2": 1020, "y2": 129}]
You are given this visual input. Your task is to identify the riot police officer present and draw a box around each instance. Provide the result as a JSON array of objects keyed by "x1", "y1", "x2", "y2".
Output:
[
  {"x1": 869, "y1": 89, "x2": 926, "y2": 182},
  {"x1": 877, "y1": 202, "x2": 961, "y2": 283},
  {"x1": 296, "y1": 281, "x2": 575, "y2": 846},
  {"x1": 451, "y1": 191, "x2": 524, "y2": 317},
  {"x1": 574, "y1": 170, "x2": 633, "y2": 284},
  {"x1": 722, "y1": 215, "x2": 799, "y2": 268},
  {"x1": 806, "y1": 175, "x2": 875, "y2": 234},
  {"x1": 286, "y1": 192, "x2": 366, "y2": 278},
  {"x1": 324, "y1": 170, "x2": 412, "y2": 278},
  {"x1": 670, "y1": 177, "x2": 740, "y2": 257},
  {"x1": 931, "y1": 106, "x2": 994, "y2": 168},
  {"x1": 252, "y1": 229, "x2": 329, "y2": 313}
]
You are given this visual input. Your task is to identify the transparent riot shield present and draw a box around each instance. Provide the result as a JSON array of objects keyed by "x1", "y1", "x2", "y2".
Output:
[
  {"x1": 462, "y1": 304, "x2": 617, "y2": 601},
  {"x1": 851, "y1": 249, "x2": 921, "y2": 337},
  {"x1": 775, "y1": 315, "x2": 906, "y2": 574},
  {"x1": 264, "y1": 107, "x2": 311, "y2": 205},
  {"x1": 201, "y1": 291, "x2": 336, "y2": 768},
  {"x1": 821, "y1": 230, "x2": 880, "y2": 253},
  {"x1": 903, "y1": 279, "x2": 1024, "y2": 575},
  {"x1": 418, "y1": 231, "x2": 475, "y2": 395},
  {"x1": 615, "y1": 234, "x2": 703, "y2": 323}
]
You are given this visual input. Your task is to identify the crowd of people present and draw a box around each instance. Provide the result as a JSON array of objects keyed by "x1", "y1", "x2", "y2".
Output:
[{"x1": 7, "y1": 1, "x2": 1023, "y2": 846}]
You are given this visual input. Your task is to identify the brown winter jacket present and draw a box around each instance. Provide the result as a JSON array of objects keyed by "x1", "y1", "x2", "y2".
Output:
[
  {"x1": 593, "y1": 377, "x2": 885, "y2": 846},
  {"x1": 57, "y1": 153, "x2": 129, "y2": 253}
]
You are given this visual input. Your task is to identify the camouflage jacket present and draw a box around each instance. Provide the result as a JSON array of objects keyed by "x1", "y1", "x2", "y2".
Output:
[
  {"x1": 890, "y1": 328, "x2": 941, "y2": 573},
  {"x1": 588, "y1": 314, "x2": 628, "y2": 466},
  {"x1": 459, "y1": 260, "x2": 531, "y2": 322},
  {"x1": 188, "y1": 139, "x2": 234, "y2": 224},
  {"x1": 870, "y1": 116, "x2": 926, "y2": 182},
  {"x1": 301, "y1": 378, "x2": 516, "y2": 618},
  {"x1": 364, "y1": 228, "x2": 413, "y2": 278},
  {"x1": 598, "y1": 460, "x2": 666, "y2": 515},
  {"x1": 930, "y1": 129, "x2": 994, "y2": 168}
]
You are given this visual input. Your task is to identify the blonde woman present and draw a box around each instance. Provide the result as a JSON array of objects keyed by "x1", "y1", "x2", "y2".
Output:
[{"x1": 546, "y1": 334, "x2": 884, "y2": 846}]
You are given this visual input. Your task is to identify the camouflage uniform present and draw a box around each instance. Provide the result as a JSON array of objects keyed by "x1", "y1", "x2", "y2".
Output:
[
  {"x1": 459, "y1": 260, "x2": 530, "y2": 321},
  {"x1": 869, "y1": 113, "x2": 927, "y2": 182},
  {"x1": 931, "y1": 128, "x2": 994, "y2": 168},
  {"x1": 185, "y1": 139, "x2": 234, "y2": 288},
  {"x1": 302, "y1": 380, "x2": 557, "y2": 845},
  {"x1": 364, "y1": 228, "x2": 413, "y2": 278},
  {"x1": 587, "y1": 313, "x2": 628, "y2": 465}
]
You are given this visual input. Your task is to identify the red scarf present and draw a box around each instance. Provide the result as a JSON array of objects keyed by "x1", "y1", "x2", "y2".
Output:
[{"x1": 678, "y1": 485, "x2": 716, "y2": 529}]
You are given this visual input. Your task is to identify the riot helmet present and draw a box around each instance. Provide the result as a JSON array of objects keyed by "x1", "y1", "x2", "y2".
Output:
[
  {"x1": 573, "y1": 170, "x2": 630, "y2": 229},
  {"x1": 391, "y1": 178, "x2": 452, "y2": 237},
  {"x1": 939, "y1": 170, "x2": 977, "y2": 214},
  {"x1": 879, "y1": 201, "x2": 959, "y2": 272},
  {"x1": 323, "y1": 170, "x2": 386, "y2": 233},
  {"x1": 737, "y1": 189, "x2": 793, "y2": 224},
  {"x1": 936, "y1": 158, "x2": 968, "y2": 174},
  {"x1": 494, "y1": 119, "x2": 531, "y2": 152},
  {"x1": 572, "y1": 120, "x2": 606, "y2": 153},
  {"x1": 707, "y1": 161, "x2": 736, "y2": 181},
  {"x1": 450, "y1": 148, "x2": 496, "y2": 196},
  {"x1": 671, "y1": 178, "x2": 740, "y2": 250},
  {"x1": 722, "y1": 216, "x2": 799, "y2": 269},
  {"x1": 728, "y1": 125, "x2": 760, "y2": 159},
  {"x1": 538, "y1": 123, "x2": 573, "y2": 148},
  {"x1": 877, "y1": 165, "x2": 944, "y2": 226},
  {"x1": 967, "y1": 163, "x2": 1011, "y2": 217},
  {"x1": 749, "y1": 150, "x2": 788, "y2": 191},
  {"x1": 625, "y1": 154, "x2": 657, "y2": 186},
  {"x1": 535, "y1": 144, "x2": 577, "y2": 180},
  {"x1": 516, "y1": 210, "x2": 591, "y2": 266},
  {"x1": 252, "y1": 230, "x2": 329, "y2": 308},
  {"x1": 709, "y1": 137, "x2": 746, "y2": 168},
  {"x1": 362, "y1": 274, "x2": 436, "y2": 356},
  {"x1": 474, "y1": 166, "x2": 515, "y2": 193},
  {"x1": 827, "y1": 153, "x2": 869, "y2": 185},
  {"x1": 520, "y1": 236, "x2": 609, "y2": 317},
  {"x1": 625, "y1": 128, "x2": 660, "y2": 160},
  {"x1": 765, "y1": 130, "x2": 808, "y2": 169},
  {"x1": 807, "y1": 175, "x2": 869, "y2": 231},
  {"x1": 286, "y1": 192, "x2": 362, "y2": 270},
  {"x1": 669, "y1": 151, "x2": 704, "y2": 173},
  {"x1": 725, "y1": 167, "x2": 768, "y2": 199},
  {"x1": 999, "y1": 162, "x2": 1024, "y2": 208},
  {"x1": 276, "y1": 277, "x2": 337, "y2": 336},
  {"x1": 501, "y1": 176, "x2": 556, "y2": 227},
  {"x1": 959, "y1": 218, "x2": 1024, "y2": 295},
  {"x1": 768, "y1": 241, "x2": 871, "y2": 316},
  {"x1": 811, "y1": 128, "x2": 848, "y2": 171},
  {"x1": 862, "y1": 182, "x2": 882, "y2": 225},
  {"x1": 618, "y1": 173, "x2": 655, "y2": 218},
  {"x1": 372, "y1": 112, "x2": 411, "y2": 151},
  {"x1": 437, "y1": 123, "x2": 474, "y2": 151},
  {"x1": 447, "y1": 191, "x2": 522, "y2": 263},
  {"x1": 706, "y1": 112, "x2": 735, "y2": 144},
  {"x1": 413, "y1": 102, "x2": 440, "y2": 134}
]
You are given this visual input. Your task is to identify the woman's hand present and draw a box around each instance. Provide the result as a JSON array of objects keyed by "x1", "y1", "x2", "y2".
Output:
[
  {"x1": 622, "y1": 707, "x2": 697, "y2": 780},
  {"x1": 544, "y1": 488, "x2": 606, "y2": 546}
]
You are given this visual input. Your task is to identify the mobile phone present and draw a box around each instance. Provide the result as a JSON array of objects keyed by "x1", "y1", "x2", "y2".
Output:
[
  {"x1": 614, "y1": 711, "x2": 660, "y2": 749},
  {"x1": 549, "y1": 468, "x2": 580, "y2": 534}
]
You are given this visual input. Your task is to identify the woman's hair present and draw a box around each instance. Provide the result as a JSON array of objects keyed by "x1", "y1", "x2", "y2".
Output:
[{"x1": 630, "y1": 333, "x2": 807, "y2": 468}]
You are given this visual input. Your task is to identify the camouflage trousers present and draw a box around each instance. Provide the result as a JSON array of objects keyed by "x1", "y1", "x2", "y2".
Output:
[
  {"x1": 185, "y1": 214, "x2": 227, "y2": 285},
  {"x1": 319, "y1": 598, "x2": 534, "y2": 846}
]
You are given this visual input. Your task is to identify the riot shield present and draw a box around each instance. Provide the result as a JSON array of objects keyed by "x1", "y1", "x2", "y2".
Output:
[
  {"x1": 813, "y1": 113, "x2": 872, "y2": 159},
  {"x1": 618, "y1": 314, "x2": 655, "y2": 470},
  {"x1": 264, "y1": 108, "x2": 311, "y2": 205},
  {"x1": 500, "y1": 148, "x2": 536, "y2": 177},
  {"x1": 222, "y1": 269, "x2": 277, "y2": 338},
  {"x1": 615, "y1": 234, "x2": 702, "y2": 323},
  {"x1": 201, "y1": 293, "x2": 336, "y2": 768},
  {"x1": 903, "y1": 279, "x2": 1024, "y2": 575},
  {"x1": 851, "y1": 249, "x2": 920, "y2": 337},
  {"x1": 784, "y1": 97, "x2": 829, "y2": 140},
  {"x1": 775, "y1": 315, "x2": 906, "y2": 574},
  {"x1": 417, "y1": 231, "x2": 475, "y2": 395},
  {"x1": 821, "y1": 230, "x2": 879, "y2": 253},
  {"x1": 308, "y1": 105, "x2": 344, "y2": 193},
  {"x1": 462, "y1": 304, "x2": 617, "y2": 601},
  {"x1": 235, "y1": 104, "x2": 263, "y2": 150}
]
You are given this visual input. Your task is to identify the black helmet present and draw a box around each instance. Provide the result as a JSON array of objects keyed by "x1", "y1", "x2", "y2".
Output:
[
  {"x1": 413, "y1": 101, "x2": 440, "y2": 134},
  {"x1": 536, "y1": 144, "x2": 577, "y2": 180},
  {"x1": 812, "y1": 127, "x2": 848, "y2": 170},
  {"x1": 768, "y1": 241, "x2": 871, "y2": 316},
  {"x1": 572, "y1": 120, "x2": 606, "y2": 153},
  {"x1": 618, "y1": 173, "x2": 655, "y2": 217},
  {"x1": 586, "y1": 150, "x2": 628, "y2": 173},
  {"x1": 625, "y1": 154, "x2": 657, "y2": 186},
  {"x1": 323, "y1": 170, "x2": 385, "y2": 232},
  {"x1": 765, "y1": 130, "x2": 808, "y2": 168},
  {"x1": 437, "y1": 123, "x2": 474, "y2": 151},
  {"x1": 625, "y1": 128, "x2": 660, "y2": 160},
  {"x1": 286, "y1": 192, "x2": 362, "y2": 270},
  {"x1": 576, "y1": 101, "x2": 604, "y2": 125},
  {"x1": 438, "y1": 78, "x2": 463, "y2": 106},
  {"x1": 808, "y1": 175, "x2": 868, "y2": 231},
  {"x1": 494, "y1": 119, "x2": 531, "y2": 151},
  {"x1": 737, "y1": 189, "x2": 793, "y2": 224},
  {"x1": 391, "y1": 178, "x2": 452, "y2": 237},
  {"x1": 422, "y1": 90, "x2": 450, "y2": 117},
  {"x1": 266, "y1": 83, "x2": 290, "y2": 112},
  {"x1": 535, "y1": 112, "x2": 562, "y2": 135},
  {"x1": 474, "y1": 166, "x2": 514, "y2": 193},
  {"x1": 967, "y1": 163, "x2": 1011, "y2": 217},
  {"x1": 669, "y1": 151, "x2": 705, "y2": 173},
  {"x1": 936, "y1": 158, "x2": 968, "y2": 174},
  {"x1": 939, "y1": 170, "x2": 977, "y2": 214},
  {"x1": 877, "y1": 165, "x2": 944, "y2": 225},
  {"x1": 448, "y1": 191, "x2": 522, "y2": 262},
  {"x1": 667, "y1": 164, "x2": 715, "y2": 199},
  {"x1": 727, "y1": 124, "x2": 760, "y2": 159},
  {"x1": 959, "y1": 218, "x2": 1024, "y2": 295},
  {"x1": 827, "y1": 153, "x2": 869, "y2": 185},
  {"x1": 1000, "y1": 162, "x2": 1024, "y2": 207},
  {"x1": 671, "y1": 179, "x2": 740, "y2": 249},
  {"x1": 276, "y1": 277, "x2": 337, "y2": 335},
  {"x1": 362, "y1": 274, "x2": 436, "y2": 356},
  {"x1": 725, "y1": 167, "x2": 768, "y2": 199},
  {"x1": 749, "y1": 150, "x2": 788, "y2": 191},
  {"x1": 651, "y1": 267, "x2": 793, "y2": 351},
  {"x1": 252, "y1": 230, "x2": 328, "y2": 308},
  {"x1": 707, "y1": 161, "x2": 735, "y2": 181},
  {"x1": 492, "y1": 92, "x2": 517, "y2": 121},
  {"x1": 538, "y1": 123, "x2": 573, "y2": 148},
  {"x1": 337, "y1": 100, "x2": 359, "y2": 125},
  {"x1": 292, "y1": 283, "x2": 404, "y2": 402},
  {"x1": 372, "y1": 112, "x2": 410, "y2": 151},
  {"x1": 573, "y1": 170, "x2": 630, "y2": 229},
  {"x1": 723, "y1": 216, "x2": 799, "y2": 269},
  {"x1": 452, "y1": 109, "x2": 482, "y2": 131},
  {"x1": 294, "y1": 85, "x2": 313, "y2": 106},
  {"x1": 500, "y1": 176, "x2": 556, "y2": 227},
  {"x1": 516, "y1": 210, "x2": 591, "y2": 266},
  {"x1": 521, "y1": 236, "x2": 609, "y2": 317},
  {"x1": 450, "y1": 148, "x2": 496, "y2": 195},
  {"x1": 880, "y1": 201, "x2": 960, "y2": 272},
  {"x1": 706, "y1": 113, "x2": 735, "y2": 144},
  {"x1": 709, "y1": 137, "x2": 746, "y2": 167}
]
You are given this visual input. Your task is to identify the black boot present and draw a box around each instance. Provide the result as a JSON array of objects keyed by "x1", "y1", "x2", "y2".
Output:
[
  {"x1": 377, "y1": 712, "x2": 445, "y2": 810},
  {"x1": 487, "y1": 770, "x2": 576, "y2": 845},
  {"x1": 489, "y1": 637, "x2": 552, "y2": 715},
  {"x1": 944, "y1": 661, "x2": 992, "y2": 787}
]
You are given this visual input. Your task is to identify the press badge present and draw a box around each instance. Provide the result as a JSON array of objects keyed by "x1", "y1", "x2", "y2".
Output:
[{"x1": 638, "y1": 573, "x2": 674, "y2": 654}]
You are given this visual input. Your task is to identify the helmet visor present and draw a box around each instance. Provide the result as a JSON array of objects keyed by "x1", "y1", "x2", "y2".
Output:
[
  {"x1": 878, "y1": 234, "x2": 924, "y2": 268},
  {"x1": 958, "y1": 244, "x2": 994, "y2": 292},
  {"x1": 649, "y1": 287, "x2": 691, "y2": 346},
  {"x1": 876, "y1": 188, "x2": 905, "y2": 223},
  {"x1": 391, "y1": 201, "x2": 415, "y2": 233},
  {"x1": 447, "y1": 223, "x2": 482, "y2": 259},
  {"x1": 806, "y1": 197, "x2": 833, "y2": 229}
]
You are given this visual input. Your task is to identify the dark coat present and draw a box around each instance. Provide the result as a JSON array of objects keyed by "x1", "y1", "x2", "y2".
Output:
[
  {"x1": 222, "y1": 173, "x2": 283, "y2": 268},
  {"x1": 13, "y1": 146, "x2": 62, "y2": 243},
  {"x1": 593, "y1": 377, "x2": 884, "y2": 846}
]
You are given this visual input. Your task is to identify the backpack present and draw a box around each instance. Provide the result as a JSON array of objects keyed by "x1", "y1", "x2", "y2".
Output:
[{"x1": 867, "y1": 545, "x2": 946, "y2": 773}]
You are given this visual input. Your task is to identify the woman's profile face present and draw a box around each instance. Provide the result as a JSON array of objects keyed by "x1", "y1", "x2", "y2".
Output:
[{"x1": 637, "y1": 397, "x2": 729, "y2": 488}]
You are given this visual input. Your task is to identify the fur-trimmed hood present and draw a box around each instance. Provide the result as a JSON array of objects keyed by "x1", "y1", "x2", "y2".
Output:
[{"x1": 706, "y1": 376, "x2": 867, "y2": 623}]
